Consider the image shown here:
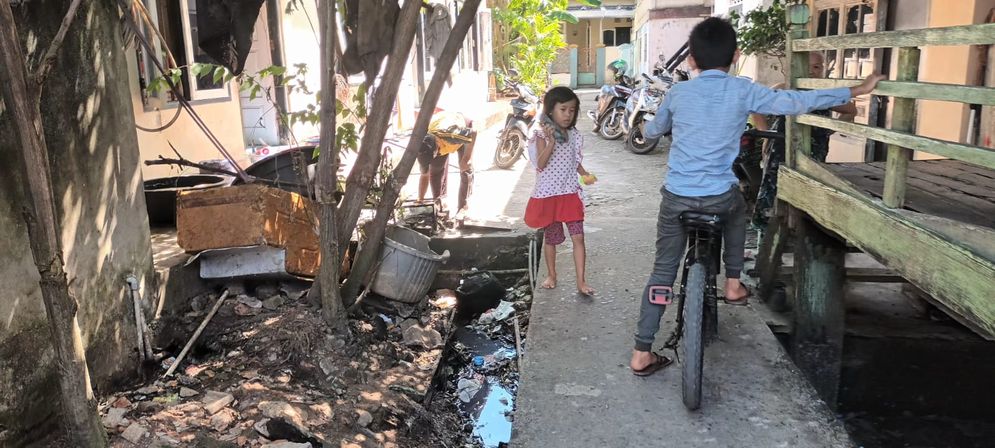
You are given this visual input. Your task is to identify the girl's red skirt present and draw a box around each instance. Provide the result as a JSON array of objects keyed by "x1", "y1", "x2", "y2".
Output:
[{"x1": 524, "y1": 193, "x2": 584, "y2": 229}]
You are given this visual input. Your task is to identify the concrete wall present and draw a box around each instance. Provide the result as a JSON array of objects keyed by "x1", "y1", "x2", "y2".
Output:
[{"x1": 0, "y1": 1, "x2": 155, "y2": 443}]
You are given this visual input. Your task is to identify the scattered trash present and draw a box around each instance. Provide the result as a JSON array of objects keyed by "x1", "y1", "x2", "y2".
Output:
[
  {"x1": 478, "y1": 301, "x2": 515, "y2": 324},
  {"x1": 432, "y1": 289, "x2": 458, "y2": 309},
  {"x1": 456, "y1": 271, "x2": 505, "y2": 315},
  {"x1": 457, "y1": 377, "x2": 484, "y2": 403}
]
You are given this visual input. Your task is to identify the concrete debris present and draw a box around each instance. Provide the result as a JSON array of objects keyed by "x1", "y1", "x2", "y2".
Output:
[
  {"x1": 202, "y1": 390, "x2": 235, "y2": 415},
  {"x1": 102, "y1": 407, "x2": 128, "y2": 428},
  {"x1": 258, "y1": 401, "x2": 309, "y2": 430},
  {"x1": 179, "y1": 387, "x2": 199, "y2": 398},
  {"x1": 121, "y1": 422, "x2": 148, "y2": 444}
]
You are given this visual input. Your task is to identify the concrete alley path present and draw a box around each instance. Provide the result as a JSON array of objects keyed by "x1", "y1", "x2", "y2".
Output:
[{"x1": 505, "y1": 91, "x2": 854, "y2": 447}]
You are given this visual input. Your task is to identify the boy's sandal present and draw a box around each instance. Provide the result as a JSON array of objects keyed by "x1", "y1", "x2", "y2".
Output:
[
  {"x1": 723, "y1": 285, "x2": 752, "y2": 306},
  {"x1": 632, "y1": 353, "x2": 673, "y2": 377}
]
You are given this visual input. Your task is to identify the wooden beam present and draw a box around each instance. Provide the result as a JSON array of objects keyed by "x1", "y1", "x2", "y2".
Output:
[
  {"x1": 793, "y1": 23, "x2": 995, "y2": 51},
  {"x1": 883, "y1": 47, "x2": 920, "y2": 208},
  {"x1": 792, "y1": 214, "x2": 847, "y2": 408},
  {"x1": 785, "y1": 8, "x2": 811, "y2": 169},
  {"x1": 779, "y1": 267, "x2": 907, "y2": 283},
  {"x1": 796, "y1": 78, "x2": 995, "y2": 106},
  {"x1": 757, "y1": 216, "x2": 790, "y2": 311},
  {"x1": 777, "y1": 167, "x2": 995, "y2": 340},
  {"x1": 797, "y1": 114, "x2": 995, "y2": 170}
]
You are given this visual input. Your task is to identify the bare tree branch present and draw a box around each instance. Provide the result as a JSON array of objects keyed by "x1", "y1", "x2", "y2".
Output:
[{"x1": 34, "y1": 0, "x2": 84, "y2": 88}]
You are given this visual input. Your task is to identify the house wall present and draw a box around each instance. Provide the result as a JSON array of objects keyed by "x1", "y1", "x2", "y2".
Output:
[
  {"x1": 915, "y1": 0, "x2": 995, "y2": 158},
  {"x1": 0, "y1": 1, "x2": 155, "y2": 443},
  {"x1": 633, "y1": 0, "x2": 711, "y2": 75},
  {"x1": 129, "y1": 53, "x2": 249, "y2": 180}
]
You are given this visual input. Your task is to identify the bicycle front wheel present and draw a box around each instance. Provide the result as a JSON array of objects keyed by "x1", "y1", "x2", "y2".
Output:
[{"x1": 682, "y1": 262, "x2": 707, "y2": 411}]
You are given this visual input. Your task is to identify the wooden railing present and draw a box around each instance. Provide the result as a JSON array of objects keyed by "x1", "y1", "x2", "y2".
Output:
[{"x1": 784, "y1": 14, "x2": 995, "y2": 208}]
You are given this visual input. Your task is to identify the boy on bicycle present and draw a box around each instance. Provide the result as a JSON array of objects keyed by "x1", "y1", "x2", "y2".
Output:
[{"x1": 630, "y1": 17, "x2": 883, "y2": 376}]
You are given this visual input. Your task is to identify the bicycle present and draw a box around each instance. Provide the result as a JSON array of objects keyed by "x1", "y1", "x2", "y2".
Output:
[{"x1": 663, "y1": 211, "x2": 724, "y2": 411}]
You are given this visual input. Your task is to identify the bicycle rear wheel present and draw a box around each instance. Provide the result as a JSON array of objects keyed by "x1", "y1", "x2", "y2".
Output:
[{"x1": 682, "y1": 262, "x2": 707, "y2": 411}]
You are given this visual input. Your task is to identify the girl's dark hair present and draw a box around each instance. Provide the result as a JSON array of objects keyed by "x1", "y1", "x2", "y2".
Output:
[
  {"x1": 542, "y1": 86, "x2": 580, "y2": 129},
  {"x1": 689, "y1": 17, "x2": 737, "y2": 71}
]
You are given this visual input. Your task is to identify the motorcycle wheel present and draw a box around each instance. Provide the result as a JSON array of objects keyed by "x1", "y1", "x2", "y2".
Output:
[
  {"x1": 494, "y1": 128, "x2": 526, "y2": 169},
  {"x1": 598, "y1": 107, "x2": 625, "y2": 140},
  {"x1": 625, "y1": 124, "x2": 660, "y2": 155}
]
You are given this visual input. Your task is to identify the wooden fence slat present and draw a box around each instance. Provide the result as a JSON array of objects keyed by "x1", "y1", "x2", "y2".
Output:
[
  {"x1": 795, "y1": 78, "x2": 995, "y2": 106},
  {"x1": 793, "y1": 23, "x2": 995, "y2": 51},
  {"x1": 797, "y1": 114, "x2": 995, "y2": 170}
]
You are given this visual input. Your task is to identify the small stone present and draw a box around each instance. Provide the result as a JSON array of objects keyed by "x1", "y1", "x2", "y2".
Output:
[
  {"x1": 258, "y1": 401, "x2": 308, "y2": 429},
  {"x1": 263, "y1": 295, "x2": 286, "y2": 310},
  {"x1": 102, "y1": 407, "x2": 127, "y2": 428},
  {"x1": 355, "y1": 409, "x2": 373, "y2": 428},
  {"x1": 308, "y1": 403, "x2": 334, "y2": 423},
  {"x1": 260, "y1": 442, "x2": 312, "y2": 448},
  {"x1": 111, "y1": 396, "x2": 132, "y2": 409},
  {"x1": 253, "y1": 418, "x2": 271, "y2": 438},
  {"x1": 202, "y1": 390, "x2": 235, "y2": 415},
  {"x1": 179, "y1": 387, "x2": 199, "y2": 398},
  {"x1": 135, "y1": 401, "x2": 163, "y2": 414},
  {"x1": 190, "y1": 293, "x2": 211, "y2": 312},
  {"x1": 121, "y1": 422, "x2": 148, "y2": 444},
  {"x1": 255, "y1": 284, "x2": 280, "y2": 300},
  {"x1": 402, "y1": 325, "x2": 443, "y2": 349},
  {"x1": 211, "y1": 409, "x2": 238, "y2": 431},
  {"x1": 238, "y1": 295, "x2": 264, "y2": 308},
  {"x1": 237, "y1": 436, "x2": 249, "y2": 446},
  {"x1": 235, "y1": 303, "x2": 260, "y2": 316},
  {"x1": 156, "y1": 433, "x2": 181, "y2": 446},
  {"x1": 135, "y1": 385, "x2": 160, "y2": 395}
]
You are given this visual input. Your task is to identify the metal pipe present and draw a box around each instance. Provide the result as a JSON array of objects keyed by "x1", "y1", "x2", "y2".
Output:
[{"x1": 125, "y1": 275, "x2": 149, "y2": 363}]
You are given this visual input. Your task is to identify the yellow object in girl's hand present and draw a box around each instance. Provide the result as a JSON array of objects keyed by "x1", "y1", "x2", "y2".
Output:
[{"x1": 580, "y1": 173, "x2": 598, "y2": 185}]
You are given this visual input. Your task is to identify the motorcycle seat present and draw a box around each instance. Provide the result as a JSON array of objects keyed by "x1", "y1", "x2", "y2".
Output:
[{"x1": 679, "y1": 212, "x2": 723, "y2": 231}]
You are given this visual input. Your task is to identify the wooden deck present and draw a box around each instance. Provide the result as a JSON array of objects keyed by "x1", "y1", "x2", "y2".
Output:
[{"x1": 827, "y1": 160, "x2": 995, "y2": 230}]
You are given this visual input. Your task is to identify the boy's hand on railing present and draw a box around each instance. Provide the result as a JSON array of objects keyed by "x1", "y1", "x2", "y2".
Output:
[{"x1": 851, "y1": 73, "x2": 886, "y2": 97}]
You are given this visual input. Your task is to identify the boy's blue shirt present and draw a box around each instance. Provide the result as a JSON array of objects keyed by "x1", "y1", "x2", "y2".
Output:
[{"x1": 645, "y1": 69, "x2": 851, "y2": 197}]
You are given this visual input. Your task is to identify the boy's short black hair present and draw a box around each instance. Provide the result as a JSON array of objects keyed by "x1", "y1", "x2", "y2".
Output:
[
  {"x1": 689, "y1": 17, "x2": 737, "y2": 71},
  {"x1": 543, "y1": 86, "x2": 580, "y2": 129}
]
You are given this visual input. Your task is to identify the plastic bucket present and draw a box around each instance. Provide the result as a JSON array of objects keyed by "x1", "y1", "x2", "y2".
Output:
[{"x1": 371, "y1": 226, "x2": 450, "y2": 303}]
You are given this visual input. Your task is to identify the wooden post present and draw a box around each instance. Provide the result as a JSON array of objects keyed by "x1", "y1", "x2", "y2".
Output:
[
  {"x1": 785, "y1": 1, "x2": 812, "y2": 168},
  {"x1": 757, "y1": 213, "x2": 790, "y2": 311},
  {"x1": 882, "y1": 47, "x2": 920, "y2": 208},
  {"x1": 792, "y1": 215, "x2": 847, "y2": 408}
]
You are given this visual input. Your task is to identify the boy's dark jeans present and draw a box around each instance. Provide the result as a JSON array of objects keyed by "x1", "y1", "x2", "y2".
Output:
[{"x1": 634, "y1": 186, "x2": 746, "y2": 351}]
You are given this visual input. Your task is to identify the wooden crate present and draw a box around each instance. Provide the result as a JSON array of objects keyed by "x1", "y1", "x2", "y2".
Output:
[{"x1": 177, "y1": 184, "x2": 319, "y2": 277}]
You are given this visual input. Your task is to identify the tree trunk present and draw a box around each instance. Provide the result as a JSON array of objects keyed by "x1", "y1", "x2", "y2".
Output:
[
  {"x1": 0, "y1": 2, "x2": 107, "y2": 446},
  {"x1": 315, "y1": 0, "x2": 347, "y2": 329},
  {"x1": 335, "y1": 0, "x2": 423, "y2": 257},
  {"x1": 343, "y1": 0, "x2": 483, "y2": 304}
]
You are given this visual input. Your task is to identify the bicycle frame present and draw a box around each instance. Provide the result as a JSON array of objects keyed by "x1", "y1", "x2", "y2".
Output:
[{"x1": 676, "y1": 223, "x2": 723, "y2": 342}]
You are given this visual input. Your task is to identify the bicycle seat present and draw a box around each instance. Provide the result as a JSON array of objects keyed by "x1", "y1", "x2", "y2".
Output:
[{"x1": 679, "y1": 212, "x2": 723, "y2": 231}]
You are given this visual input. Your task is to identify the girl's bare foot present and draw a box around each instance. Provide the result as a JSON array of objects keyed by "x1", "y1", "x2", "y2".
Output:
[
  {"x1": 577, "y1": 282, "x2": 594, "y2": 296},
  {"x1": 541, "y1": 276, "x2": 557, "y2": 289}
]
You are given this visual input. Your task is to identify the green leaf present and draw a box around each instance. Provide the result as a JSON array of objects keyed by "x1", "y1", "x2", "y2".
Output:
[
  {"x1": 575, "y1": 0, "x2": 601, "y2": 6},
  {"x1": 213, "y1": 66, "x2": 226, "y2": 84},
  {"x1": 250, "y1": 84, "x2": 262, "y2": 101}
]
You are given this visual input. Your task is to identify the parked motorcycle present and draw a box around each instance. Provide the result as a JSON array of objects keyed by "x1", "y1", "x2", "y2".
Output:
[
  {"x1": 622, "y1": 72, "x2": 678, "y2": 154},
  {"x1": 493, "y1": 79, "x2": 540, "y2": 169},
  {"x1": 588, "y1": 82, "x2": 633, "y2": 140}
]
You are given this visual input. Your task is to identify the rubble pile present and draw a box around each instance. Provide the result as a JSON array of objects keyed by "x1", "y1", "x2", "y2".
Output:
[{"x1": 99, "y1": 282, "x2": 462, "y2": 448}]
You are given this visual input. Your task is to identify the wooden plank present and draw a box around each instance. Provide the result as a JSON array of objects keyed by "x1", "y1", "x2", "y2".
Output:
[
  {"x1": 898, "y1": 163, "x2": 995, "y2": 201},
  {"x1": 897, "y1": 210, "x2": 995, "y2": 262},
  {"x1": 795, "y1": 156, "x2": 866, "y2": 198},
  {"x1": 798, "y1": 113, "x2": 995, "y2": 170},
  {"x1": 793, "y1": 215, "x2": 847, "y2": 408},
  {"x1": 777, "y1": 167, "x2": 995, "y2": 340},
  {"x1": 883, "y1": 48, "x2": 920, "y2": 208},
  {"x1": 861, "y1": 163, "x2": 995, "y2": 222},
  {"x1": 916, "y1": 160, "x2": 995, "y2": 188},
  {"x1": 793, "y1": 23, "x2": 995, "y2": 51},
  {"x1": 778, "y1": 266, "x2": 907, "y2": 283},
  {"x1": 833, "y1": 163, "x2": 995, "y2": 226},
  {"x1": 796, "y1": 78, "x2": 995, "y2": 106},
  {"x1": 758, "y1": 216, "x2": 790, "y2": 311},
  {"x1": 943, "y1": 160, "x2": 995, "y2": 180}
]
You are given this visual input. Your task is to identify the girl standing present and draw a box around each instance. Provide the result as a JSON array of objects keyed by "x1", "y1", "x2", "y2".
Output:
[{"x1": 524, "y1": 87, "x2": 596, "y2": 295}]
